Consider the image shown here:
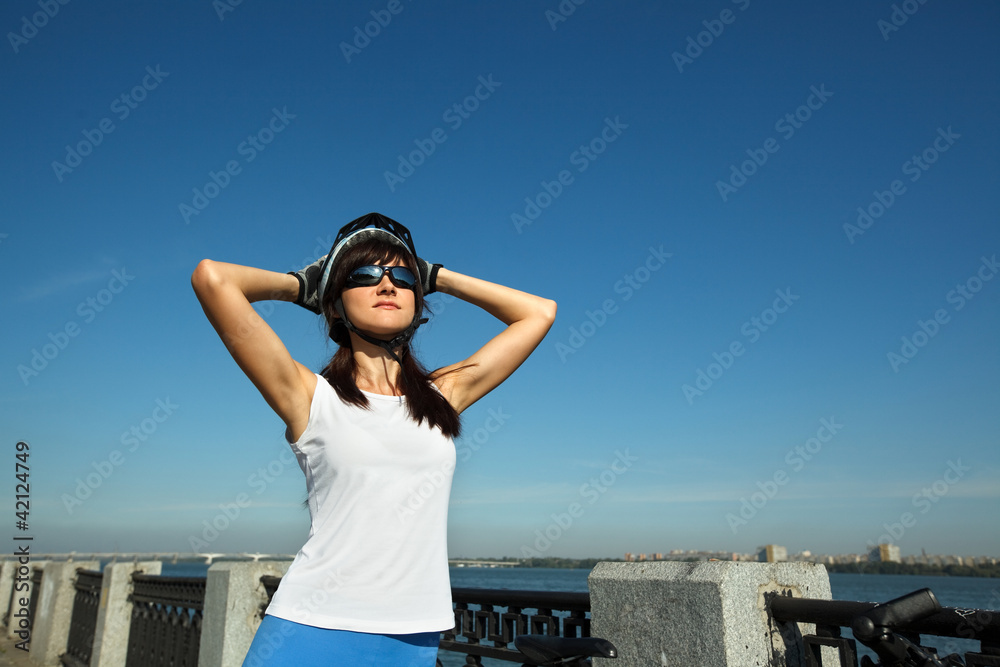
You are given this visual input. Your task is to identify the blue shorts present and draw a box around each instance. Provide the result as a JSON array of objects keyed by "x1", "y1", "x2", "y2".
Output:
[{"x1": 242, "y1": 615, "x2": 440, "y2": 667}]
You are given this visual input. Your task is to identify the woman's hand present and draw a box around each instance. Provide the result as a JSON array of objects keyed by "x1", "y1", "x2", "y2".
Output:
[
  {"x1": 287, "y1": 254, "x2": 328, "y2": 314},
  {"x1": 416, "y1": 257, "x2": 443, "y2": 295},
  {"x1": 431, "y1": 267, "x2": 556, "y2": 413}
]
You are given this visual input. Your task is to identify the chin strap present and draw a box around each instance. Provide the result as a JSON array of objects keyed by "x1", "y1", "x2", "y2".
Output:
[{"x1": 332, "y1": 299, "x2": 427, "y2": 367}]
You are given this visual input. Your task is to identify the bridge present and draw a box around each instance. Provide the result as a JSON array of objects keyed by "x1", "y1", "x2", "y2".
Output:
[
  {"x1": 448, "y1": 559, "x2": 518, "y2": 568},
  {"x1": 29, "y1": 552, "x2": 297, "y2": 564},
  {"x1": 30, "y1": 554, "x2": 521, "y2": 567}
]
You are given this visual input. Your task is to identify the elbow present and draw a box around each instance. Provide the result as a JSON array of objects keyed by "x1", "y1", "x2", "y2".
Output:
[
  {"x1": 539, "y1": 298, "x2": 557, "y2": 326},
  {"x1": 190, "y1": 259, "x2": 222, "y2": 296}
]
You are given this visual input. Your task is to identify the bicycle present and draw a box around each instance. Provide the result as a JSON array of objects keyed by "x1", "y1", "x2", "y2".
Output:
[
  {"x1": 851, "y1": 588, "x2": 965, "y2": 666},
  {"x1": 513, "y1": 634, "x2": 618, "y2": 666},
  {"x1": 435, "y1": 634, "x2": 617, "y2": 667}
]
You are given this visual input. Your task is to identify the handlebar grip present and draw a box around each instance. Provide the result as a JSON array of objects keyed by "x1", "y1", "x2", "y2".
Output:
[{"x1": 851, "y1": 588, "x2": 941, "y2": 641}]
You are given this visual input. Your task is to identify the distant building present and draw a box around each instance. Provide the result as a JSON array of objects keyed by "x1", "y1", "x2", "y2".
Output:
[
  {"x1": 757, "y1": 545, "x2": 787, "y2": 563},
  {"x1": 869, "y1": 544, "x2": 901, "y2": 563},
  {"x1": 621, "y1": 546, "x2": 993, "y2": 567}
]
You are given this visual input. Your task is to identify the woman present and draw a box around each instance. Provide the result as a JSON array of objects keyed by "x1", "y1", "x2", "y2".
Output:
[{"x1": 191, "y1": 213, "x2": 556, "y2": 666}]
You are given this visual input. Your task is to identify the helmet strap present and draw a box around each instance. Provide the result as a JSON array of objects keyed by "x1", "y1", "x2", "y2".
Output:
[{"x1": 332, "y1": 299, "x2": 427, "y2": 367}]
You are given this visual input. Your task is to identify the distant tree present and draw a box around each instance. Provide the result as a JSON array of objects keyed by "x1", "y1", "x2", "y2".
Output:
[{"x1": 826, "y1": 562, "x2": 999, "y2": 578}]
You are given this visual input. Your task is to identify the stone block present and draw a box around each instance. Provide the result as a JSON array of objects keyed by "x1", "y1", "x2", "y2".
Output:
[
  {"x1": 29, "y1": 560, "x2": 99, "y2": 666},
  {"x1": 91, "y1": 560, "x2": 162, "y2": 667},
  {"x1": 588, "y1": 560, "x2": 832, "y2": 667},
  {"x1": 198, "y1": 560, "x2": 291, "y2": 667}
]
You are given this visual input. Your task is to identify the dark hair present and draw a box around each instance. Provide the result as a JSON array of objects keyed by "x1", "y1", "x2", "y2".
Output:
[{"x1": 318, "y1": 237, "x2": 462, "y2": 438}]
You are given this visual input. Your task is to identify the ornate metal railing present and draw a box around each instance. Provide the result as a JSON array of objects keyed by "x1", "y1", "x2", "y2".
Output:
[
  {"x1": 770, "y1": 591, "x2": 1000, "y2": 667},
  {"x1": 260, "y1": 575, "x2": 281, "y2": 619},
  {"x1": 257, "y1": 578, "x2": 590, "y2": 665},
  {"x1": 439, "y1": 587, "x2": 591, "y2": 665},
  {"x1": 28, "y1": 566, "x2": 43, "y2": 633},
  {"x1": 124, "y1": 574, "x2": 205, "y2": 667},
  {"x1": 59, "y1": 568, "x2": 103, "y2": 667},
  {"x1": 3, "y1": 569, "x2": 16, "y2": 627}
]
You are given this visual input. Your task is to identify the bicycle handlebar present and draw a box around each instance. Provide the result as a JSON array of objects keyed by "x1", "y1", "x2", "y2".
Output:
[
  {"x1": 852, "y1": 588, "x2": 941, "y2": 642},
  {"x1": 850, "y1": 588, "x2": 966, "y2": 667}
]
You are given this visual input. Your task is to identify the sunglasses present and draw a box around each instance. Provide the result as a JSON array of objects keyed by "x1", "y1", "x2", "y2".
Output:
[{"x1": 345, "y1": 265, "x2": 418, "y2": 290}]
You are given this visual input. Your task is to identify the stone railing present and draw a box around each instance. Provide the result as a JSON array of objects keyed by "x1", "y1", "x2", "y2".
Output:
[{"x1": 3, "y1": 558, "x2": 997, "y2": 666}]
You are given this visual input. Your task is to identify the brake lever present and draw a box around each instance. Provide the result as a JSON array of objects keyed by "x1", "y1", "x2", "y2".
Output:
[{"x1": 851, "y1": 589, "x2": 966, "y2": 666}]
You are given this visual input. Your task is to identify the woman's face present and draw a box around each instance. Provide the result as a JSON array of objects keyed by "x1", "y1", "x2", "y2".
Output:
[{"x1": 338, "y1": 258, "x2": 417, "y2": 340}]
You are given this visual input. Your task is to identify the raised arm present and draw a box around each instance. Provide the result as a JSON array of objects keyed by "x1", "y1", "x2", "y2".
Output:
[
  {"x1": 431, "y1": 267, "x2": 556, "y2": 413},
  {"x1": 190, "y1": 260, "x2": 316, "y2": 440}
]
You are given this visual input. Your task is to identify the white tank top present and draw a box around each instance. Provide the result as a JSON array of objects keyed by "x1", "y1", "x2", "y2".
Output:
[{"x1": 264, "y1": 374, "x2": 456, "y2": 633}]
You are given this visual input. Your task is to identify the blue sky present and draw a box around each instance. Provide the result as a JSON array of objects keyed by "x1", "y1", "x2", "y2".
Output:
[{"x1": 2, "y1": 0, "x2": 998, "y2": 560}]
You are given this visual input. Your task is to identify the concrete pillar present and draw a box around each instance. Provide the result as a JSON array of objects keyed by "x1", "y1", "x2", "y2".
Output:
[
  {"x1": 6, "y1": 559, "x2": 46, "y2": 643},
  {"x1": 588, "y1": 561, "x2": 834, "y2": 667},
  {"x1": 198, "y1": 560, "x2": 292, "y2": 667},
  {"x1": 91, "y1": 561, "x2": 162, "y2": 667},
  {"x1": 0, "y1": 561, "x2": 18, "y2": 626},
  {"x1": 29, "y1": 560, "x2": 99, "y2": 666}
]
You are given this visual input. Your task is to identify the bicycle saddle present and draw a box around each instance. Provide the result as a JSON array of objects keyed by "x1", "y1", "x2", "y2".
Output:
[{"x1": 514, "y1": 635, "x2": 618, "y2": 663}]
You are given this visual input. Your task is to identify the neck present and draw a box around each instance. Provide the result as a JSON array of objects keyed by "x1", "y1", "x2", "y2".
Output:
[{"x1": 350, "y1": 335, "x2": 403, "y2": 395}]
